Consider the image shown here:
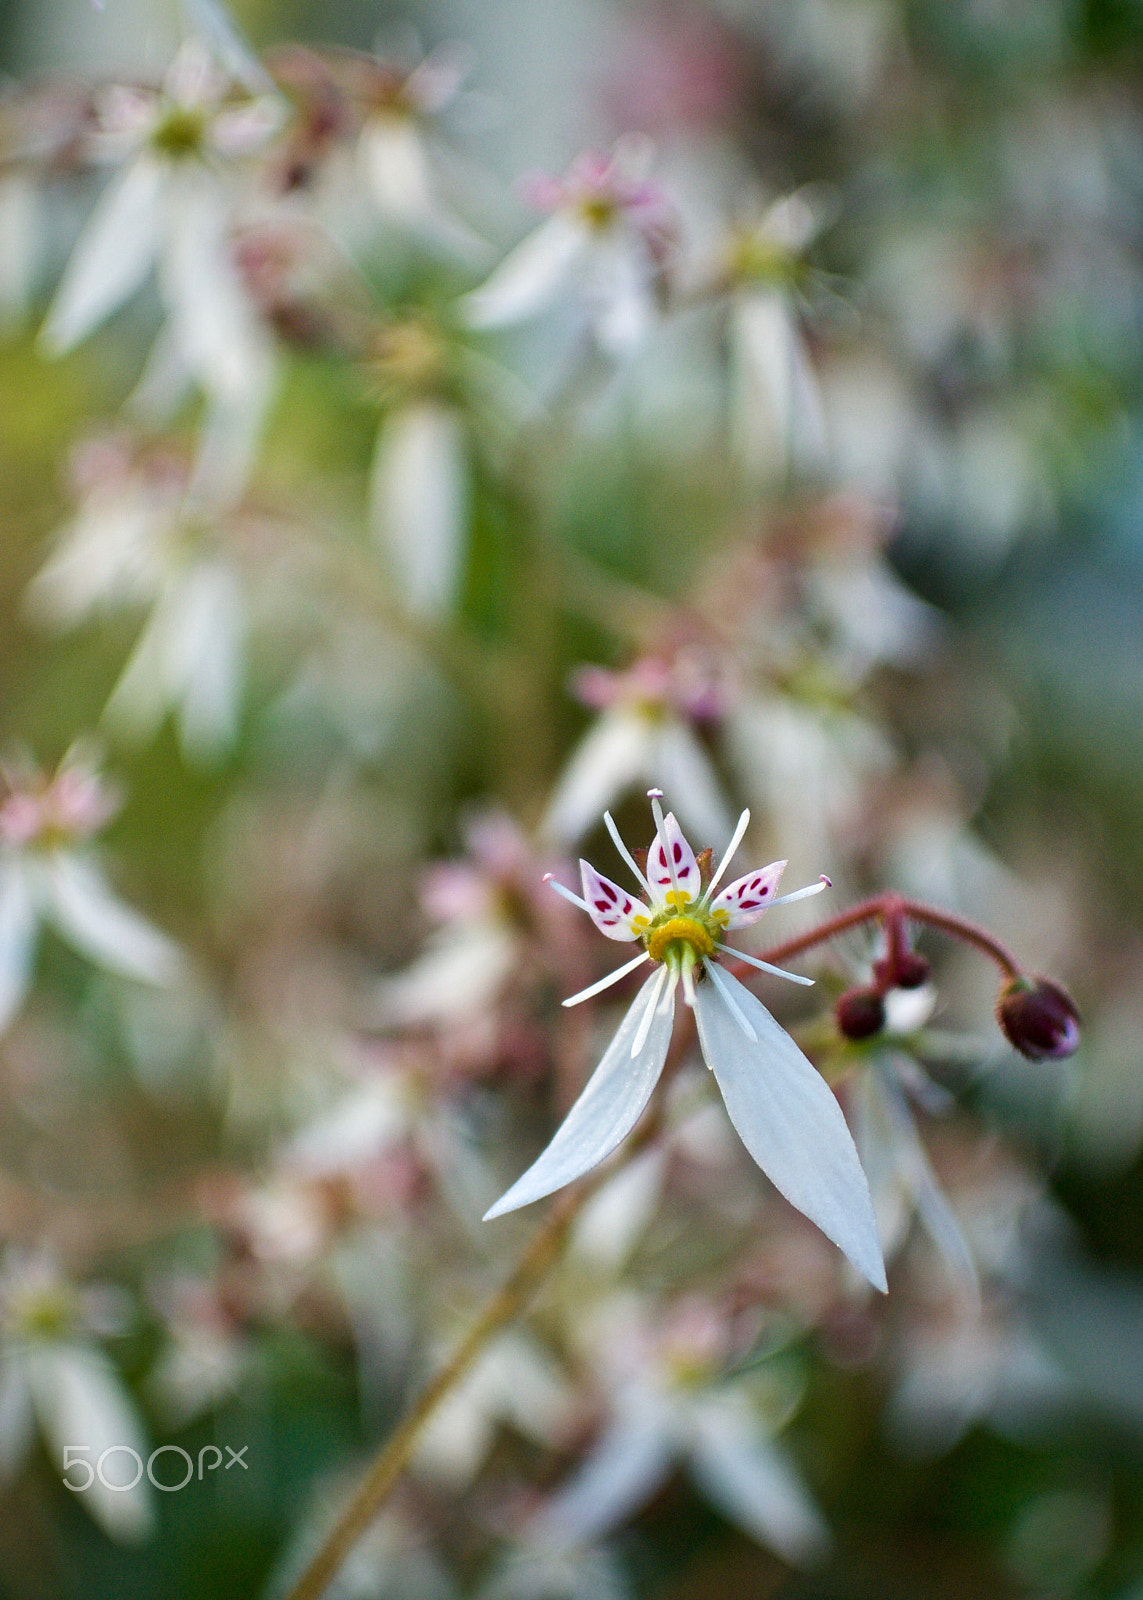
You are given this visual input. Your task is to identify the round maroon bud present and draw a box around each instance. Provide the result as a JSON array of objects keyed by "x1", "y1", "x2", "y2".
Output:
[
  {"x1": 835, "y1": 987, "x2": 886, "y2": 1041},
  {"x1": 872, "y1": 950, "x2": 931, "y2": 990},
  {"x1": 996, "y1": 977, "x2": 1080, "y2": 1060}
]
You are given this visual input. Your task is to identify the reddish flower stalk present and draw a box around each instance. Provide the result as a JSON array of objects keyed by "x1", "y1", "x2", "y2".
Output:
[{"x1": 750, "y1": 891, "x2": 1023, "y2": 982}]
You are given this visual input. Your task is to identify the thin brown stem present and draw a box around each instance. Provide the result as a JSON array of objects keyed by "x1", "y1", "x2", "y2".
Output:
[{"x1": 280, "y1": 1091, "x2": 672, "y2": 1600}]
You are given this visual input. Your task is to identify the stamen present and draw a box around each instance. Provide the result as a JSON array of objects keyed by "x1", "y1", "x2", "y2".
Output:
[
  {"x1": 603, "y1": 811, "x2": 652, "y2": 897},
  {"x1": 705, "y1": 808, "x2": 750, "y2": 900},
  {"x1": 543, "y1": 873, "x2": 591, "y2": 913},
  {"x1": 657, "y1": 966, "x2": 680, "y2": 1016},
  {"x1": 561, "y1": 951, "x2": 650, "y2": 1007},
  {"x1": 703, "y1": 959, "x2": 758, "y2": 1042},
  {"x1": 769, "y1": 876, "x2": 832, "y2": 909},
  {"x1": 630, "y1": 965, "x2": 668, "y2": 1057},
  {"x1": 714, "y1": 942, "x2": 814, "y2": 987},
  {"x1": 647, "y1": 789, "x2": 679, "y2": 896}
]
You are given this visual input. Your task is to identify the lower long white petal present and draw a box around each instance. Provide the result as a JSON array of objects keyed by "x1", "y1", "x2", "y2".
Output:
[
  {"x1": 702, "y1": 959, "x2": 757, "y2": 1042},
  {"x1": 42, "y1": 853, "x2": 183, "y2": 986},
  {"x1": 693, "y1": 967, "x2": 886, "y2": 1292},
  {"x1": 484, "y1": 971, "x2": 675, "y2": 1220},
  {"x1": 40, "y1": 157, "x2": 164, "y2": 354},
  {"x1": 0, "y1": 862, "x2": 37, "y2": 1033}
]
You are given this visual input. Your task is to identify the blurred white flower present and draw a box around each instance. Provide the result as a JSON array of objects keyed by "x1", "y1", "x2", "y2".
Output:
[
  {"x1": 371, "y1": 812, "x2": 579, "y2": 1064},
  {"x1": 530, "y1": 1295, "x2": 828, "y2": 1565},
  {"x1": 146, "y1": 1273, "x2": 256, "y2": 1428},
  {"x1": 720, "y1": 191, "x2": 831, "y2": 484},
  {"x1": 413, "y1": 1329, "x2": 577, "y2": 1487},
  {"x1": 477, "y1": 1538, "x2": 629, "y2": 1600},
  {"x1": 0, "y1": 1251, "x2": 152, "y2": 1543},
  {"x1": 371, "y1": 397, "x2": 469, "y2": 617},
  {"x1": 29, "y1": 436, "x2": 251, "y2": 761},
  {"x1": 850, "y1": 1052, "x2": 977, "y2": 1296},
  {"x1": 0, "y1": 750, "x2": 182, "y2": 1033},
  {"x1": 540, "y1": 655, "x2": 733, "y2": 848},
  {"x1": 886, "y1": 1300, "x2": 1070, "y2": 1457},
  {"x1": 486, "y1": 791, "x2": 885, "y2": 1292},
  {"x1": 463, "y1": 144, "x2": 675, "y2": 359},
  {"x1": 40, "y1": 36, "x2": 282, "y2": 498},
  {"x1": 724, "y1": 692, "x2": 896, "y2": 873}
]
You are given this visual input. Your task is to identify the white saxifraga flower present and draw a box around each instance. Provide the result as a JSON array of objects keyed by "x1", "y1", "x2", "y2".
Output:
[
  {"x1": 40, "y1": 37, "x2": 282, "y2": 497},
  {"x1": 0, "y1": 1251, "x2": 152, "y2": 1542},
  {"x1": 463, "y1": 145, "x2": 675, "y2": 360},
  {"x1": 0, "y1": 752, "x2": 182, "y2": 1032},
  {"x1": 540, "y1": 657, "x2": 734, "y2": 850},
  {"x1": 723, "y1": 191, "x2": 830, "y2": 484},
  {"x1": 485, "y1": 791, "x2": 886, "y2": 1292},
  {"x1": 29, "y1": 437, "x2": 249, "y2": 761}
]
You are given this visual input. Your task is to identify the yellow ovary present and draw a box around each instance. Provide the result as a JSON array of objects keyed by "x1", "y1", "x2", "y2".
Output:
[{"x1": 646, "y1": 916, "x2": 714, "y2": 964}]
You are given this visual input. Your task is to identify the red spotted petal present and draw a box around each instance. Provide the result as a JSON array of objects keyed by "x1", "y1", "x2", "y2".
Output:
[
  {"x1": 646, "y1": 811, "x2": 701, "y2": 906},
  {"x1": 580, "y1": 860, "x2": 647, "y2": 941},
  {"x1": 710, "y1": 861, "x2": 787, "y2": 928}
]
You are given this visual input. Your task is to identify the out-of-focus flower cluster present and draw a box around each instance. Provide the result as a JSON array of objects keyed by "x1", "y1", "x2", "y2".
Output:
[{"x1": 0, "y1": 0, "x2": 1137, "y2": 1594}]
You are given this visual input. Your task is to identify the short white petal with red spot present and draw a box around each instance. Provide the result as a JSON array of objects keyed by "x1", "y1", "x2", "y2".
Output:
[
  {"x1": 580, "y1": 860, "x2": 647, "y2": 941},
  {"x1": 711, "y1": 862, "x2": 787, "y2": 928},
  {"x1": 647, "y1": 809, "x2": 701, "y2": 905}
]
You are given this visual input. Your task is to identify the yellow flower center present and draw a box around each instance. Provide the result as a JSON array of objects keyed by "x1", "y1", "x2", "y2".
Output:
[{"x1": 646, "y1": 915, "x2": 714, "y2": 965}]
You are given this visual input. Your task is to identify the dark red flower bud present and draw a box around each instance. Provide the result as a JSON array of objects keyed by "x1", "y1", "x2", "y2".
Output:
[
  {"x1": 872, "y1": 950, "x2": 931, "y2": 990},
  {"x1": 836, "y1": 987, "x2": 886, "y2": 1041},
  {"x1": 996, "y1": 977, "x2": 1080, "y2": 1060}
]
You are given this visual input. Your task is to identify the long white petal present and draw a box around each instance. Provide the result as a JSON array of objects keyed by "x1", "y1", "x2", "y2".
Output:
[
  {"x1": 539, "y1": 708, "x2": 655, "y2": 846},
  {"x1": 40, "y1": 157, "x2": 165, "y2": 353},
  {"x1": 370, "y1": 400, "x2": 468, "y2": 618},
  {"x1": 164, "y1": 561, "x2": 245, "y2": 760},
  {"x1": 484, "y1": 971, "x2": 675, "y2": 1219},
  {"x1": 462, "y1": 214, "x2": 589, "y2": 329},
  {"x1": 159, "y1": 170, "x2": 267, "y2": 401},
  {"x1": 873, "y1": 1061, "x2": 978, "y2": 1298},
  {"x1": 42, "y1": 853, "x2": 182, "y2": 986},
  {"x1": 530, "y1": 1399, "x2": 674, "y2": 1547},
  {"x1": 103, "y1": 602, "x2": 171, "y2": 741},
  {"x1": 0, "y1": 862, "x2": 37, "y2": 1033},
  {"x1": 688, "y1": 1396, "x2": 830, "y2": 1565},
  {"x1": 693, "y1": 967, "x2": 886, "y2": 1291},
  {"x1": 27, "y1": 1343, "x2": 153, "y2": 1542}
]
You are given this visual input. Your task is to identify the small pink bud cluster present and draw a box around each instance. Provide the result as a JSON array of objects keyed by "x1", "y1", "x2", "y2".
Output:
[{"x1": 835, "y1": 909, "x2": 930, "y2": 1043}]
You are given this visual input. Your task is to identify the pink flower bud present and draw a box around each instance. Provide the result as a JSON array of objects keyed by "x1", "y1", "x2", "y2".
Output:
[
  {"x1": 835, "y1": 986, "x2": 886, "y2": 1041},
  {"x1": 996, "y1": 977, "x2": 1080, "y2": 1060}
]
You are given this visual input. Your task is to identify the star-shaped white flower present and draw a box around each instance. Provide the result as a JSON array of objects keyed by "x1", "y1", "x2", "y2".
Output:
[{"x1": 485, "y1": 790, "x2": 886, "y2": 1292}]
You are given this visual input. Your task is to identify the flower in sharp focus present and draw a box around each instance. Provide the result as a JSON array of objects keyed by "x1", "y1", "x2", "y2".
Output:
[
  {"x1": 485, "y1": 790, "x2": 886, "y2": 1292},
  {"x1": 462, "y1": 143, "x2": 675, "y2": 359},
  {"x1": 0, "y1": 749, "x2": 182, "y2": 1033}
]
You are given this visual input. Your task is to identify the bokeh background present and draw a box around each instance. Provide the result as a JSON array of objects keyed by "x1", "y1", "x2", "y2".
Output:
[{"x1": 1, "y1": 0, "x2": 1143, "y2": 1596}]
